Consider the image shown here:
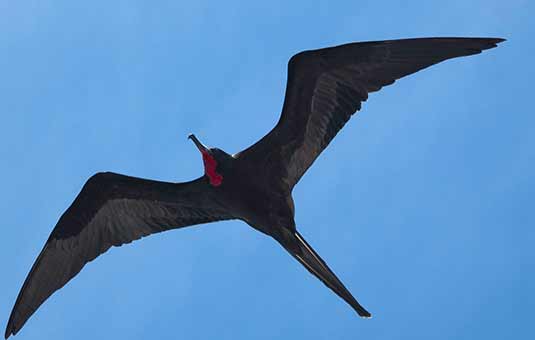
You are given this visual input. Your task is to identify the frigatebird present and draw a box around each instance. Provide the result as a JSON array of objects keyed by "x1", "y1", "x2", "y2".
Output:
[{"x1": 5, "y1": 37, "x2": 504, "y2": 338}]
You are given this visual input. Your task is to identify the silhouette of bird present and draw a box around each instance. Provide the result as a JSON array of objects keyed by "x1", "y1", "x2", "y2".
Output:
[{"x1": 5, "y1": 37, "x2": 504, "y2": 338}]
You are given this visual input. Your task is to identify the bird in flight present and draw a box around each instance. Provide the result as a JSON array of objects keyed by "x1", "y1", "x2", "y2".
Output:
[{"x1": 5, "y1": 37, "x2": 504, "y2": 338}]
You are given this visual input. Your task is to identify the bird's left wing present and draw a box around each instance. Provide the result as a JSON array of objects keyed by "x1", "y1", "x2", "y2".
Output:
[
  {"x1": 237, "y1": 37, "x2": 504, "y2": 189},
  {"x1": 5, "y1": 172, "x2": 233, "y2": 338}
]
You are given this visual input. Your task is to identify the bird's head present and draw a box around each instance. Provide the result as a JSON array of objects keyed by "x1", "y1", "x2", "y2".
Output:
[{"x1": 188, "y1": 134, "x2": 233, "y2": 187}]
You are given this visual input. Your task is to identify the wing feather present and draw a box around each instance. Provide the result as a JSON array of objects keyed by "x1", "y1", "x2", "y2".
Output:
[
  {"x1": 5, "y1": 172, "x2": 233, "y2": 338},
  {"x1": 237, "y1": 37, "x2": 504, "y2": 189}
]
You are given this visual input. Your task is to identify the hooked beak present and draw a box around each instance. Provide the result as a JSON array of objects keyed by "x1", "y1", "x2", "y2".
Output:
[{"x1": 188, "y1": 134, "x2": 208, "y2": 153}]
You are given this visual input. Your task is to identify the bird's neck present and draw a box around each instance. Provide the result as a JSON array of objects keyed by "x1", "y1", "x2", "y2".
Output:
[{"x1": 202, "y1": 151, "x2": 223, "y2": 186}]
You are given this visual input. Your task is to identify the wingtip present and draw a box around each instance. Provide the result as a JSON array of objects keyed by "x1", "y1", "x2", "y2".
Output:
[
  {"x1": 484, "y1": 37, "x2": 506, "y2": 48},
  {"x1": 490, "y1": 37, "x2": 506, "y2": 45},
  {"x1": 470, "y1": 37, "x2": 506, "y2": 49},
  {"x1": 4, "y1": 323, "x2": 14, "y2": 340},
  {"x1": 466, "y1": 37, "x2": 506, "y2": 52},
  {"x1": 5, "y1": 312, "x2": 19, "y2": 339},
  {"x1": 484, "y1": 37, "x2": 506, "y2": 43}
]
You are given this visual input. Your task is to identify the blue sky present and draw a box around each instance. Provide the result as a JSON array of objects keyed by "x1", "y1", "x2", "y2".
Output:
[{"x1": 0, "y1": 1, "x2": 532, "y2": 339}]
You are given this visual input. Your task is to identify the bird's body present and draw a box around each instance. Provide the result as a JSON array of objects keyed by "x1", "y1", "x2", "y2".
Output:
[{"x1": 5, "y1": 37, "x2": 504, "y2": 338}]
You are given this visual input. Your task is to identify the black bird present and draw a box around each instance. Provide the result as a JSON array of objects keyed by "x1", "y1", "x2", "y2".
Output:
[{"x1": 5, "y1": 37, "x2": 504, "y2": 338}]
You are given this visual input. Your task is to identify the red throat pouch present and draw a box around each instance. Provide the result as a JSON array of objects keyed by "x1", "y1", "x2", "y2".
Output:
[{"x1": 201, "y1": 151, "x2": 223, "y2": 186}]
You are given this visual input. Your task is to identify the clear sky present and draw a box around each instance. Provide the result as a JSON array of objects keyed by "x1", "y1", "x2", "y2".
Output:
[{"x1": 0, "y1": 1, "x2": 532, "y2": 339}]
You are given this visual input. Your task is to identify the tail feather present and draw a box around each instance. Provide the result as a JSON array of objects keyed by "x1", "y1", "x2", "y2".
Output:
[{"x1": 278, "y1": 229, "x2": 371, "y2": 317}]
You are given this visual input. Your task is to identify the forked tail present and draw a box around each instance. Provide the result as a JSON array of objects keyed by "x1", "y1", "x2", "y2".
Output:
[{"x1": 277, "y1": 229, "x2": 371, "y2": 317}]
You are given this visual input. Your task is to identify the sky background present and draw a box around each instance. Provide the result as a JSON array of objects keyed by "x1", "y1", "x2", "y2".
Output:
[{"x1": 0, "y1": 1, "x2": 532, "y2": 339}]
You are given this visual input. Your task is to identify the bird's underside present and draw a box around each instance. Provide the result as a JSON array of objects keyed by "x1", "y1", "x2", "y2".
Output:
[{"x1": 5, "y1": 37, "x2": 504, "y2": 338}]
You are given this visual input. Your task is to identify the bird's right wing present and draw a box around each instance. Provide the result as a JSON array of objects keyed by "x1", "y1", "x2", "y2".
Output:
[
  {"x1": 5, "y1": 172, "x2": 234, "y2": 339},
  {"x1": 237, "y1": 38, "x2": 504, "y2": 190}
]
